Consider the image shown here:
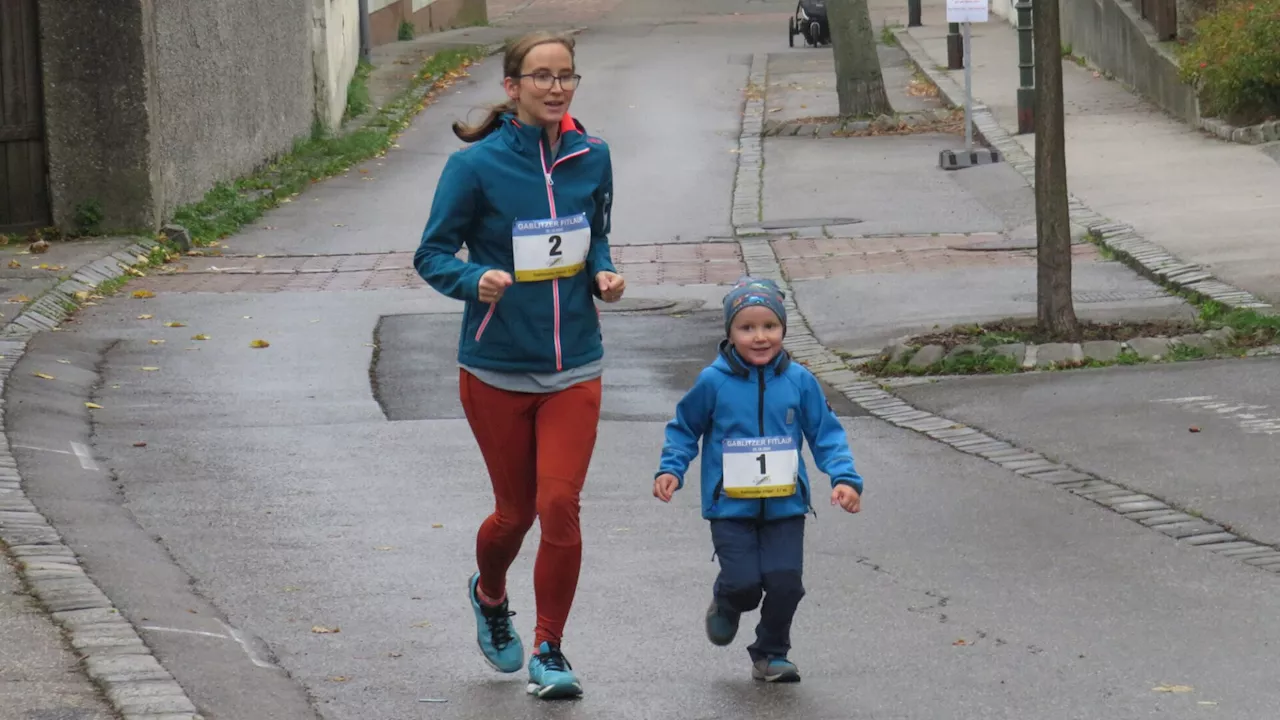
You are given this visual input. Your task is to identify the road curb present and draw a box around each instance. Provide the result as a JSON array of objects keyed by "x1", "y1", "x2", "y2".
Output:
[
  {"x1": 734, "y1": 52, "x2": 1280, "y2": 575},
  {"x1": 892, "y1": 28, "x2": 1272, "y2": 315},
  {"x1": 0, "y1": 237, "x2": 206, "y2": 720}
]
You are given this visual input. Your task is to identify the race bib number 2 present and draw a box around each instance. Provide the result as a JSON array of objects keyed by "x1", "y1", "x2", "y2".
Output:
[
  {"x1": 722, "y1": 436, "x2": 798, "y2": 499},
  {"x1": 512, "y1": 213, "x2": 590, "y2": 282}
]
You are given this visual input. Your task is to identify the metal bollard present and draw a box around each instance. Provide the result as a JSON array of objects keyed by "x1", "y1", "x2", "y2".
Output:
[{"x1": 1015, "y1": 0, "x2": 1035, "y2": 134}]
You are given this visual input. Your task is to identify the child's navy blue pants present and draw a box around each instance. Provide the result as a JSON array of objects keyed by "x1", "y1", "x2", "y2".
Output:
[{"x1": 709, "y1": 516, "x2": 806, "y2": 661}]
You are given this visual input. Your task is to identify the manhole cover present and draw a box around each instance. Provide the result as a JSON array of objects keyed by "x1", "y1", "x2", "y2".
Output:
[
  {"x1": 595, "y1": 298, "x2": 678, "y2": 313},
  {"x1": 758, "y1": 217, "x2": 862, "y2": 230}
]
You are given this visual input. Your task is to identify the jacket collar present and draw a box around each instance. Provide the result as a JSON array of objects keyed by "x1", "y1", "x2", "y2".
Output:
[
  {"x1": 714, "y1": 339, "x2": 792, "y2": 379},
  {"x1": 500, "y1": 112, "x2": 589, "y2": 159}
]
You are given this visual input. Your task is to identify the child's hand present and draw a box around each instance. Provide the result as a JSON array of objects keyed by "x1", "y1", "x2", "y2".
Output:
[
  {"x1": 654, "y1": 474, "x2": 679, "y2": 503},
  {"x1": 831, "y1": 484, "x2": 861, "y2": 514}
]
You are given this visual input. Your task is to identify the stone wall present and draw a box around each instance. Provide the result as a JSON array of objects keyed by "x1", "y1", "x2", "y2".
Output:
[
  {"x1": 148, "y1": 2, "x2": 317, "y2": 220},
  {"x1": 38, "y1": 1, "x2": 330, "y2": 232},
  {"x1": 368, "y1": 0, "x2": 487, "y2": 46},
  {"x1": 38, "y1": 2, "x2": 157, "y2": 231},
  {"x1": 315, "y1": 0, "x2": 365, "y2": 130},
  {"x1": 1059, "y1": 0, "x2": 1200, "y2": 125}
]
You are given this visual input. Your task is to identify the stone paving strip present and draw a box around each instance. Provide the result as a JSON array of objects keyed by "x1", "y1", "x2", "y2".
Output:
[
  {"x1": 0, "y1": 237, "x2": 204, "y2": 720},
  {"x1": 773, "y1": 234, "x2": 1099, "y2": 280},
  {"x1": 129, "y1": 244, "x2": 748, "y2": 294},
  {"x1": 893, "y1": 30, "x2": 1273, "y2": 315},
  {"x1": 735, "y1": 52, "x2": 1280, "y2": 574}
]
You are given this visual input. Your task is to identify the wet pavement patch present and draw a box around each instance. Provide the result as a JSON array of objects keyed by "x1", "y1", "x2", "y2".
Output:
[{"x1": 371, "y1": 310, "x2": 865, "y2": 422}]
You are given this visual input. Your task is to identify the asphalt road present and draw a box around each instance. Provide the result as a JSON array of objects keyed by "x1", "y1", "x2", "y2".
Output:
[
  {"x1": 9, "y1": 3, "x2": 1280, "y2": 719},
  {"x1": 897, "y1": 355, "x2": 1280, "y2": 547}
]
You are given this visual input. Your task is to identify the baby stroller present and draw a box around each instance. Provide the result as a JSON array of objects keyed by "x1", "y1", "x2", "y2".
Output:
[{"x1": 788, "y1": 0, "x2": 830, "y2": 47}]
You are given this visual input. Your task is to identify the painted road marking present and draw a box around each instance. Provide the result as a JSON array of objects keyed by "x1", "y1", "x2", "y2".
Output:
[
  {"x1": 141, "y1": 623, "x2": 277, "y2": 669},
  {"x1": 13, "y1": 441, "x2": 101, "y2": 470},
  {"x1": 1155, "y1": 396, "x2": 1280, "y2": 434}
]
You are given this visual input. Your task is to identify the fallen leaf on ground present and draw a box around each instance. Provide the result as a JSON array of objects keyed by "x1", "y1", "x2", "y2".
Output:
[
  {"x1": 164, "y1": 321, "x2": 186, "y2": 328},
  {"x1": 389, "y1": 652, "x2": 403, "y2": 658},
  {"x1": 7, "y1": 260, "x2": 19, "y2": 269},
  {"x1": 138, "y1": 314, "x2": 154, "y2": 320},
  {"x1": 250, "y1": 339, "x2": 270, "y2": 348},
  {"x1": 283, "y1": 586, "x2": 302, "y2": 592},
  {"x1": 431, "y1": 523, "x2": 444, "y2": 529},
  {"x1": 1189, "y1": 426, "x2": 1201, "y2": 433},
  {"x1": 411, "y1": 620, "x2": 431, "y2": 628},
  {"x1": 191, "y1": 334, "x2": 210, "y2": 341},
  {"x1": 33, "y1": 372, "x2": 54, "y2": 380},
  {"x1": 133, "y1": 442, "x2": 147, "y2": 447},
  {"x1": 1198, "y1": 701, "x2": 1218, "y2": 706},
  {"x1": 57, "y1": 359, "x2": 70, "y2": 364},
  {"x1": 374, "y1": 545, "x2": 394, "y2": 551},
  {"x1": 141, "y1": 367, "x2": 160, "y2": 371},
  {"x1": 150, "y1": 339, "x2": 164, "y2": 345},
  {"x1": 85, "y1": 402, "x2": 103, "y2": 410},
  {"x1": 311, "y1": 625, "x2": 340, "y2": 634},
  {"x1": 1153, "y1": 684, "x2": 1194, "y2": 693},
  {"x1": 9, "y1": 295, "x2": 30, "y2": 303},
  {"x1": 953, "y1": 638, "x2": 969, "y2": 646},
  {"x1": 329, "y1": 676, "x2": 349, "y2": 682},
  {"x1": 74, "y1": 291, "x2": 90, "y2": 302},
  {"x1": 132, "y1": 290, "x2": 155, "y2": 299}
]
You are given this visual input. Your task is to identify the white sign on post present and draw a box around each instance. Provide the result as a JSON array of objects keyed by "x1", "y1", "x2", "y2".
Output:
[{"x1": 946, "y1": 0, "x2": 989, "y2": 23}]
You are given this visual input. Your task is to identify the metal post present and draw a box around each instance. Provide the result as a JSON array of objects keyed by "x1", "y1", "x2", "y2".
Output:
[
  {"x1": 947, "y1": 22, "x2": 963, "y2": 69},
  {"x1": 358, "y1": 0, "x2": 371, "y2": 63},
  {"x1": 1015, "y1": 0, "x2": 1035, "y2": 134},
  {"x1": 962, "y1": 21, "x2": 973, "y2": 152},
  {"x1": 908, "y1": 0, "x2": 922, "y2": 26}
]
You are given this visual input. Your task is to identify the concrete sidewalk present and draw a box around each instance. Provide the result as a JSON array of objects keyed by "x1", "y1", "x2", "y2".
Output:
[{"x1": 901, "y1": 2, "x2": 1280, "y2": 306}]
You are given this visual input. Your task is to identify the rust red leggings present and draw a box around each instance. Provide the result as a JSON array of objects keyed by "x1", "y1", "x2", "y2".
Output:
[{"x1": 459, "y1": 369, "x2": 602, "y2": 648}]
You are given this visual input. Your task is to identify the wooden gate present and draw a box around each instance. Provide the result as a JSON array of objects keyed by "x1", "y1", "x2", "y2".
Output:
[{"x1": 0, "y1": 0, "x2": 49, "y2": 234}]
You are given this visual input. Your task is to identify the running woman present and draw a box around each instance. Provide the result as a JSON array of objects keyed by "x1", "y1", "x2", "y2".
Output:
[{"x1": 414, "y1": 31, "x2": 625, "y2": 700}]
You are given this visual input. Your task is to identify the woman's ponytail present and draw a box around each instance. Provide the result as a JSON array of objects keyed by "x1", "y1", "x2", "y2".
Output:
[{"x1": 452, "y1": 100, "x2": 517, "y2": 143}]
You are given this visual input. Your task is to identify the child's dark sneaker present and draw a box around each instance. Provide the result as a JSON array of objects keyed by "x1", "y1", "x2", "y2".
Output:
[
  {"x1": 752, "y1": 656, "x2": 801, "y2": 683},
  {"x1": 705, "y1": 600, "x2": 740, "y2": 646},
  {"x1": 527, "y1": 642, "x2": 583, "y2": 699},
  {"x1": 468, "y1": 572, "x2": 524, "y2": 673}
]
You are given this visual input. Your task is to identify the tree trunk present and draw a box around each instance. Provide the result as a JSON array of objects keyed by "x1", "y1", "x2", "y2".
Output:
[
  {"x1": 1032, "y1": 0, "x2": 1079, "y2": 339},
  {"x1": 827, "y1": 0, "x2": 893, "y2": 118}
]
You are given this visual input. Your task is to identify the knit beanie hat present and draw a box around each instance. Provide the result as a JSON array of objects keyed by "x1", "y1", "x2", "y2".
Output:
[{"x1": 723, "y1": 276, "x2": 787, "y2": 336}]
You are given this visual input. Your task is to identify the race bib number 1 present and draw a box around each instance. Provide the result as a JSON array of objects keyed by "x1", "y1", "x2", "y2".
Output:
[
  {"x1": 722, "y1": 436, "x2": 798, "y2": 499},
  {"x1": 512, "y1": 213, "x2": 590, "y2": 282}
]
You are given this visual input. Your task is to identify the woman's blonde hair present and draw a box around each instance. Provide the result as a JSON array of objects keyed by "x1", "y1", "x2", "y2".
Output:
[{"x1": 452, "y1": 32, "x2": 577, "y2": 143}]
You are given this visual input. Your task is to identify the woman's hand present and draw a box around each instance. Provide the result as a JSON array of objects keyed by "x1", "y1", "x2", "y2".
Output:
[
  {"x1": 596, "y1": 271, "x2": 626, "y2": 303},
  {"x1": 478, "y1": 270, "x2": 513, "y2": 303}
]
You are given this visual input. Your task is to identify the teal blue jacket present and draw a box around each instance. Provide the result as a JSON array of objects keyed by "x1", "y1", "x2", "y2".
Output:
[
  {"x1": 414, "y1": 113, "x2": 616, "y2": 373},
  {"x1": 656, "y1": 342, "x2": 864, "y2": 521}
]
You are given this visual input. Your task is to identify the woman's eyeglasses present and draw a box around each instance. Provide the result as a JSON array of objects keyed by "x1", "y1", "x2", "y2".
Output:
[{"x1": 518, "y1": 72, "x2": 582, "y2": 91}]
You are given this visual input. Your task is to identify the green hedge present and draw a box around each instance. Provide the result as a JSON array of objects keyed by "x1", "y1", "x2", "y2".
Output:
[{"x1": 1177, "y1": 0, "x2": 1280, "y2": 122}]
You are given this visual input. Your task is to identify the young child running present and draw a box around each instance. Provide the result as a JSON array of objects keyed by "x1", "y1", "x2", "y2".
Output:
[{"x1": 653, "y1": 276, "x2": 864, "y2": 683}]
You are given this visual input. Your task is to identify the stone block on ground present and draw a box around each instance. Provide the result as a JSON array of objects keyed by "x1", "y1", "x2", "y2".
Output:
[
  {"x1": 1082, "y1": 340, "x2": 1122, "y2": 362},
  {"x1": 1203, "y1": 327, "x2": 1236, "y2": 345},
  {"x1": 945, "y1": 343, "x2": 983, "y2": 361},
  {"x1": 881, "y1": 341, "x2": 912, "y2": 365},
  {"x1": 1175, "y1": 334, "x2": 1216, "y2": 352},
  {"x1": 1035, "y1": 343, "x2": 1082, "y2": 368},
  {"x1": 907, "y1": 344, "x2": 944, "y2": 370},
  {"x1": 1128, "y1": 337, "x2": 1171, "y2": 359},
  {"x1": 992, "y1": 343, "x2": 1026, "y2": 366}
]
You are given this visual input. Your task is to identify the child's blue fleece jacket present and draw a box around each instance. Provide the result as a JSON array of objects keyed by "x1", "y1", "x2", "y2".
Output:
[{"x1": 656, "y1": 340, "x2": 864, "y2": 521}]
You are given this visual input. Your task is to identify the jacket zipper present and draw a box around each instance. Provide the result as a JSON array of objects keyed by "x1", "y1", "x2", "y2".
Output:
[
  {"x1": 537, "y1": 140, "x2": 590, "y2": 372},
  {"x1": 757, "y1": 367, "x2": 767, "y2": 521}
]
